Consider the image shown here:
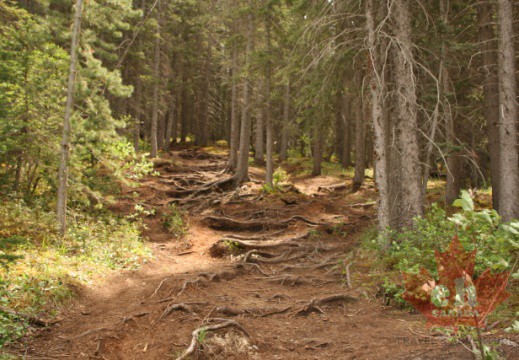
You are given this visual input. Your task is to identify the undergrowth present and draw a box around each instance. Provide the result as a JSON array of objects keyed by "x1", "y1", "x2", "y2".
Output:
[
  {"x1": 0, "y1": 144, "x2": 155, "y2": 348},
  {"x1": 365, "y1": 191, "x2": 518, "y2": 326}
]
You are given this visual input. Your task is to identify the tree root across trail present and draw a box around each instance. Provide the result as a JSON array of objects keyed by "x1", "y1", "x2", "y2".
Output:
[{"x1": 17, "y1": 148, "x2": 482, "y2": 360}]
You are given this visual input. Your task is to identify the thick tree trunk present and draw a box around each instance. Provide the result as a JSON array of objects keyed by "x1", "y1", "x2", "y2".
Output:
[
  {"x1": 392, "y1": 0, "x2": 423, "y2": 228},
  {"x1": 57, "y1": 0, "x2": 83, "y2": 236},
  {"x1": 497, "y1": 0, "x2": 519, "y2": 221},
  {"x1": 279, "y1": 82, "x2": 290, "y2": 161},
  {"x1": 150, "y1": 0, "x2": 161, "y2": 157},
  {"x1": 233, "y1": 12, "x2": 255, "y2": 185},
  {"x1": 228, "y1": 48, "x2": 240, "y2": 170},
  {"x1": 477, "y1": 1, "x2": 501, "y2": 211}
]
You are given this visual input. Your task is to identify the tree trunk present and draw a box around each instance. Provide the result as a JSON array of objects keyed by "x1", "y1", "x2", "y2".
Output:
[
  {"x1": 352, "y1": 92, "x2": 366, "y2": 190},
  {"x1": 254, "y1": 80, "x2": 264, "y2": 163},
  {"x1": 392, "y1": 0, "x2": 423, "y2": 228},
  {"x1": 265, "y1": 12, "x2": 274, "y2": 187},
  {"x1": 57, "y1": 0, "x2": 83, "y2": 236},
  {"x1": 340, "y1": 90, "x2": 352, "y2": 168},
  {"x1": 477, "y1": 1, "x2": 501, "y2": 211},
  {"x1": 311, "y1": 125, "x2": 322, "y2": 177},
  {"x1": 233, "y1": 11, "x2": 254, "y2": 185},
  {"x1": 279, "y1": 82, "x2": 290, "y2": 161},
  {"x1": 133, "y1": 76, "x2": 142, "y2": 152},
  {"x1": 150, "y1": 0, "x2": 161, "y2": 157},
  {"x1": 497, "y1": 0, "x2": 519, "y2": 221},
  {"x1": 228, "y1": 48, "x2": 240, "y2": 170}
]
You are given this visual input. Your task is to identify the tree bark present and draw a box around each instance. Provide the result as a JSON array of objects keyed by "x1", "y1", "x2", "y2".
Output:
[
  {"x1": 477, "y1": 1, "x2": 501, "y2": 211},
  {"x1": 311, "y1": 125, "x2": 323, "y2": 177},
  {"x1": 233, "y1": 10, "x2": 255, "y2": 185},
  {"x1": 340, "y1": 90, "x2": 352, "y2": 168},
  {"x1": 254, "y1": 80, "x2": 264, "y2": 163},
  {"x1": 57, "y1": 0, "x2": 83, "y2": 236},
  {"x1": 265, "y1": 11, "x2": 274, "y2": 187},
  {"x1": 228, "y1": 48, "x2": 240, "y2": 170},
  {"x1": 279, "y1": 82, "x2": 290, "y2": 161},
  {"x1": 392, "y1": 0, "x2": 423, "y2": 228},
  {"x1": 353, "y1": 69, "x2": 366, "y2": 190},
  {"x1": 497, "y1": 0, "x2": 519, "y2": 221},
  {"x1": 150, "y1": 0, "x2": 161, "y2": 157}
]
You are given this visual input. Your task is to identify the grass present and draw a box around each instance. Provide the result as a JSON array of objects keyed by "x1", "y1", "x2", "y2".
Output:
[{"x1": 0, "y1": 201, "x2": 152, "y2": 348}]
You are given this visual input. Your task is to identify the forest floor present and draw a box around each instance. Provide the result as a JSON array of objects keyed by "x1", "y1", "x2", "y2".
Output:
[{"x1": 11, "y1": 148, "x2": 518, "y2": 359}]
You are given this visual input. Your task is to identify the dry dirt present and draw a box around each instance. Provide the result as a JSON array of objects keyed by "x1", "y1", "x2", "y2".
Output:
[{"x1": 12, "y1": 148, "x2": 519, "y2": 359}]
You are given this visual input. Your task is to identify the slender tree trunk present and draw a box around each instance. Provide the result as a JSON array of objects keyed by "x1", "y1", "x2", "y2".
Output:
[
  {"x1": 133, "y1": 77, "x2": 142, "y2": 151},
  {"x1": 57, "y1": 0, "x2": 83, "y2": 236},
  {"x1": 497, "y1": 0, "x2": 519, "y2": 221},
  {"x1": 311, "y1": 125, "x2": 323, "y2": 177},
  {"x1": 233, "y1": 11, "x2": 254, "y2": 185},
  {"x1": 353, "y1": 91, "x2": 366, "y2": 190},
  {"x1": 279, "y1": 82, "x2": 290, "y2": 161},
  {"x1": 254, "y1": 80, "x2": 264, "y2": 163},
  {"x1": 477, "y1": 1, "x2": 501, "y2": 211},
  {"x1": 164, "y1": 103, "x2": 174, "y2": 151},
  {"x1": 150, "y1": 0, "x2": 161, "y2": 157},
  {"x1": 228, "y1": 48, "x2": 240, "y2": 170},
  {"x1": 340, "y1": 91, "x2": 352, "y2": 167},
  {"x1": 265, "y1": 12, "x2": 274, "y2": 187},
  {"x1": 392, "y1": 0, "x2": 423, "y2": 227}
]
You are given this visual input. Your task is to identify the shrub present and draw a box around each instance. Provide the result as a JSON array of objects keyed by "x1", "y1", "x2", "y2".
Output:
[{"x1": 369, "y1": 190, "x2": 518, "y2": 304}]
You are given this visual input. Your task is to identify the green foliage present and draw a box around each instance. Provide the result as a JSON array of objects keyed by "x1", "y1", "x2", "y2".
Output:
[
  {"x1": 162, "y1": 204, "x2": 187, "y2": 238},
  {"x1": 0, "y1": 201, "x2": 151, "y2": 347},
  {"x1": 0, "y1": 236, "x2": 25, "y2": 269},
  {"x1": 223, "y1": 240, "x2": 242, "y2": 254},
  {"x1": 273, "y1": 167, "x2": 289, "y2": 185},
  {"x1": 370, "y1": 191, "x2": 518, "y2": 309},
  {"x1": 215, "y1": 140, "x2": 228, "y2": 148}
]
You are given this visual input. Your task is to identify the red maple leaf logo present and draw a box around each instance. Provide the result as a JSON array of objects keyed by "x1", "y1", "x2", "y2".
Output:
[{"x1": 402, "y1": 236, "x2": 510, "y2": 328}]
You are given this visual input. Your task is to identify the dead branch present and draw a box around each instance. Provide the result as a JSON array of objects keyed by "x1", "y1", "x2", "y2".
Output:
[{"x1": 175, "y1": 319, "x2": 250, "y2": 360}]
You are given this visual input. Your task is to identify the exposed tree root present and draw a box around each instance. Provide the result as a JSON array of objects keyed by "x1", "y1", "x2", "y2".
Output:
[
  {"x1": 209, "y1": 232, "x2": 310, "y2": 257},
  {"x1": 318, "y1": 183, "x2": 348, "y2": 192},
  {"x1": 160, "y1": 303, "x2": 193, "y2": 319},
  {"x1": 222, "y1": 229, "x2": 287, "y2": 240},
  {"x1": 175, "y1": 319, "x2": 250, "y2": 360},
  {"x1": 121, "y1": 312, "x2": 150, "y2": 324},
  {"x1": 202, "y1": 215, "x2": 325, "y2": 231},
  {"x1": 0, "y1": 306, "x2": 53, "y2": 327},
  {"x1": 214, "y1": 306, "x2": 291, "y2": 317},
  {"x1": 296, "y1": 294, "x2": 358, "y2": 316},
  {"x1": 177, "y1": 266, "x2": 247, "y2": 296},
  {"x1": 243, "y1": 249, "x2": 310, "y2": 264}
]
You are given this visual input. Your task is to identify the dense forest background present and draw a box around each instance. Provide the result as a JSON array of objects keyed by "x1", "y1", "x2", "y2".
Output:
[{"x1": 0, "y1": 0, "x2": 518, "y2": 356}]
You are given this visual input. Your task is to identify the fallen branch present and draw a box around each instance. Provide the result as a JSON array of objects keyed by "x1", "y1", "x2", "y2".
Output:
[{"x1": 175, "y1": 319, "x2": 250, "y2": 360}]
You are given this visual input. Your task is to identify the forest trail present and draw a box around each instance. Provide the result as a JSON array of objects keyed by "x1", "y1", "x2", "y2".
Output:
[{"x1": 21, "y1": 149, "x2": 471, "y2": 360}]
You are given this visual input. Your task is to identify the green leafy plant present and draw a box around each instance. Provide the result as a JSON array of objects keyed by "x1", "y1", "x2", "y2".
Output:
[{"x1": 162, "y1": 204, "x2": 187, "y2": 238}]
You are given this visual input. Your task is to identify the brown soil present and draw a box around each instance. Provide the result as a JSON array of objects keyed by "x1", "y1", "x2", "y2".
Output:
[{"x1": 13, "y1": 149, "x2": 519, "y2": 359}]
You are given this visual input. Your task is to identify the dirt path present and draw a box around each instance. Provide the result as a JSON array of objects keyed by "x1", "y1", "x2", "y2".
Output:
[{"x1": 18, "y1": 149, "x2": 479, "y2": 359}]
